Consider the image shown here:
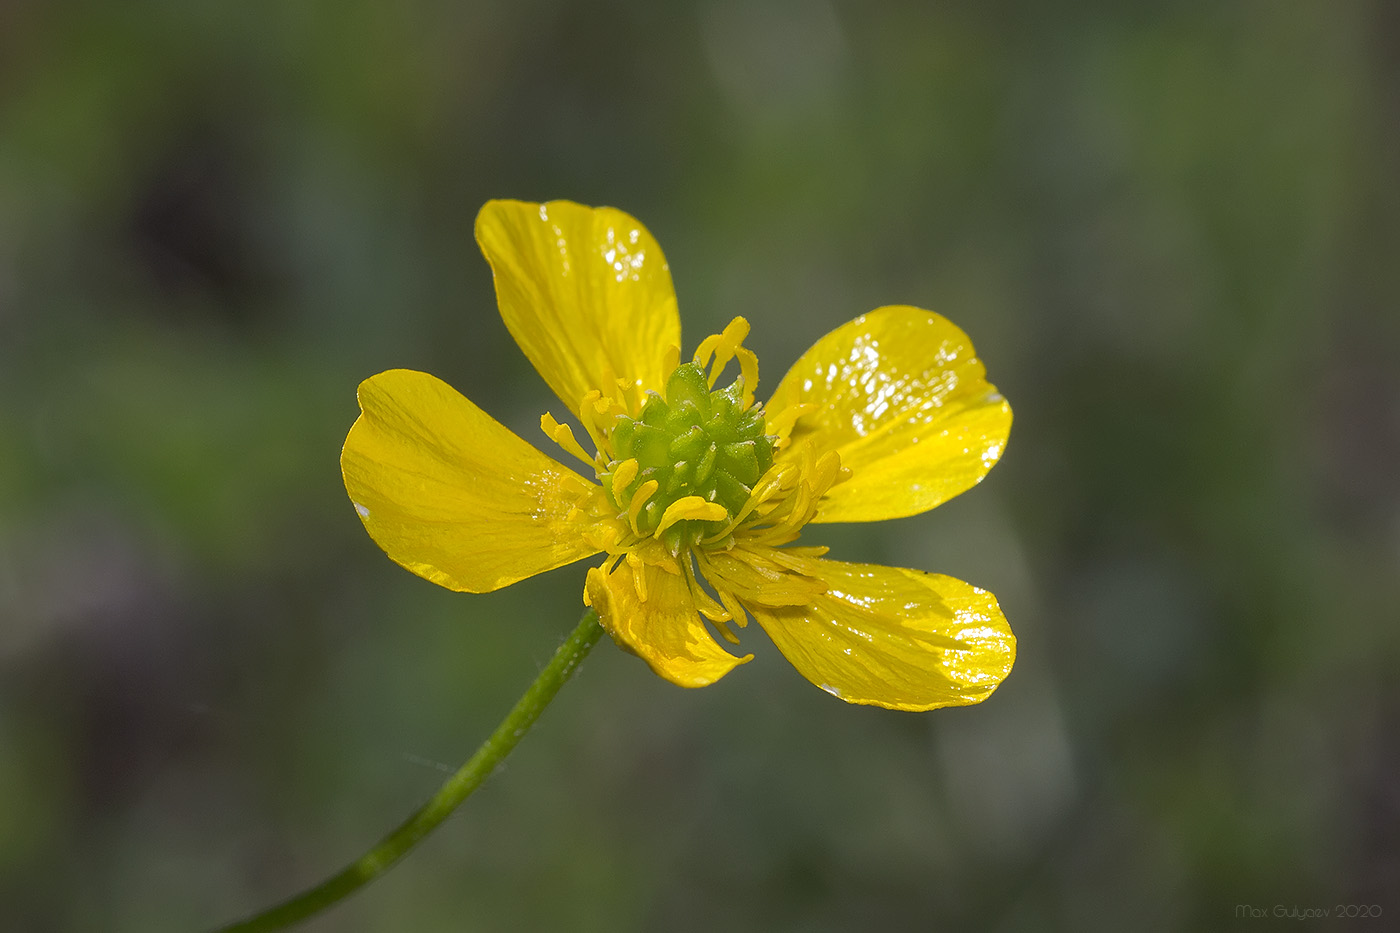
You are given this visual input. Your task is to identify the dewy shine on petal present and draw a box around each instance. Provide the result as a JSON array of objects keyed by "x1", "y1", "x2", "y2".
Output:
[{"x1": 341, "y1": 199, "x2": 1016, "y2": 711}]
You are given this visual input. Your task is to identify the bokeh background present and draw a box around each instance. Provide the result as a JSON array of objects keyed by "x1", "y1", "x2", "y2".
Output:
[{"x1": 2, "y1": 1, "x2": 1398, "y2": 930}]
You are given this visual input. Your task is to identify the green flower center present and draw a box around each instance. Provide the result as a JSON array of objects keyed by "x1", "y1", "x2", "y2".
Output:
[{"x1": 604, "y1": 361, "x2": 775, "y2": 548}]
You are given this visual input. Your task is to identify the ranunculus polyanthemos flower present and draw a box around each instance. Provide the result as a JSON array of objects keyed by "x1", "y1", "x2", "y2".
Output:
[{"x1": 341, "y1": 200, "x2": 1015, "y2": 711}]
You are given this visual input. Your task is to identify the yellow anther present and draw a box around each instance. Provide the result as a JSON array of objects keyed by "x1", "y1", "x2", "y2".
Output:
[
  {"x1": 736, "y1": 347, "x2": 758, "y2": 406},
  {"x1": 788, "y1": 482, "x2": 815, "y2": 528},
  {"x1": 661, "y1": 344, "x2": 681, "y2": 380},
  {"x1": 744, "y1": 550, "x2": 786, "y2": 582},
  {"x1": 627, "y1": 479, "x2": 660, "y2": 534},
  {"x1": 610, "y1": 458, "x2": 639, "y2": 493},
  {"x1": 693, "y1": 337, "x2": 721, "y2": 384},
  {"x1": 596, "y1": 393, "x2": 625, "y2": 419},
  {"x1": 581, "y1": 522, "x2": 625, "y2": 553},
  {"x1": 712, "y1": 617, "x2": 741, "y2": 645},
  {"x1": 597, "y1": 359, "x2": 621, "y2": 404},
  {"x1": 717, "y1": 588, "x2": 748, "y2": 629},
  {"x1": 765, "y1": 401, "x2": 817, "y2": 448},
  {"x1": 654, "y1": 496, "x2": 728, "y2": 539},
  {"x1": 577, "y1": 391, "x2": 625, "y2": 462},
  {"x1": 576, "y1": 389, "x2": 607, "y2": 453},
  {"x1": 807, "y1": 450, "x2": 839, "y2": 492},
  {"x1": 694, "y1": 316, "x2": 751, "y2": 387},
  {"x1": 696, "y1": 602, "x2": 730, "y2": 622},
  {"x1": 626, "y1": 551, "x2": 648, "y2": 601},
  {"x1": 540, "y1": 413, "x2": 595, "y2": 467},
  {"x1": 761, "y1": 546, "x2": 830, "y2": 575},
  {"x1": 681, "y1": 557, "x2": 730, "y2": 623},
  {"x1": 614, "y1": 377, "x2": 641, "y2": 416},
  {"x1": 699, "y1": 461, "x2": 793, "y2": 545},
  {"x1": 718, "y1": 315, "x2": 751, "y2": 348}
]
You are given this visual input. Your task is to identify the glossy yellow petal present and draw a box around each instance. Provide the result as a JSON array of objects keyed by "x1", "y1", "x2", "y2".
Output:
[
  {"x1": 767, "y1": 306, "x2": 1011, "y2": 523},
  {"x1": 742, "y1": 552, "x2": 1015, "y2": 710},
  {"x1": 342, "y1": 369, "x2": 602, "y2": 593},
  {"x1": 585, "y1": 561, "x2": 751, "y2": 688},
  {"x1": 475, "y1": 199, "x2": 681, "y2": 417}
]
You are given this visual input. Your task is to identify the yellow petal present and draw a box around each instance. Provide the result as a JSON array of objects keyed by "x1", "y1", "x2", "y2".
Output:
[
  {"x1": 342, "y1": 369, "x2": 602, "y2": 593},
  {"x1": 475, "y1": 199, "x2": 681, "y2": 417},
  {"x1": 742, "y1": 553, "x2": 1015, "y2": 711},
  {"x1": 585, "y1": 561, "x2": 751, "y2": 689},
  {"x1": 767, "y1": 306, "x2": 1012, "y2": 523}
]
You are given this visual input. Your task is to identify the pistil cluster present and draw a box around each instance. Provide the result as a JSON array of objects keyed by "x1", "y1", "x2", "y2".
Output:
[{"x1": 602, "y1": 361, "x2": 774, "y2": 552}]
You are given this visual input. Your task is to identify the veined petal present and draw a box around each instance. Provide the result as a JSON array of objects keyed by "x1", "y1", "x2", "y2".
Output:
[
  {"x1": 586, "y1": 561, "x2": 751, "y2": 688},
  {"x1": 342, "y1": 369, "x2": 602, "y2": 593},
  {"x1": 768, "y1": 306, "x2": 1011, "y2": 523},
  {"x1": 476, "y1": 199, "x2": 681, "y2": 417},
  {"x1": 741, "y1": 552, "x2": 1015, "y2": 710}
]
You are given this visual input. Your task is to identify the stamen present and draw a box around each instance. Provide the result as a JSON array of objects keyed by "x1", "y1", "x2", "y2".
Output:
[
  {"x1": 540, "y1": 413, "x2": 595, "y2": 468},
  {"x1": 786, "y1": 482, "x2": 815, "y2": 531},
  {"x1": 799, "y1": 441, "x2": 817, "y2": 482},
  {"x1": 614, "y1": 377, "x2": 641, "y2": 418},
  {"x1": 693, "y1": 316, "x2": 751, "y2": 387},
  {"x1": 760, "y1": 546, "x2": 827, "y2": 574},
  {"x1": 680, "y1": 556, "x2": 730, "y2": 623},
  {"x1": 652, "y1": 551, "x2": 683, "y2": 576},
  {"x1": 626, "y1": 551, "x2": 648, "y2": 601},
  {"x1": 579, "y1": 391, "x2": 631, "y2": 465},
  {"x1": 765, "y1": 401, "x2": 817, "y2": 450},
  {"x1": 744, "y1": 552, "x2": 786, "y2": 582},
  {"x1": 712, "y1": 617, "x2": 742, "y2": 645},
  {"x1": 597, "y1": 359, "x2": 626, "y2": 411},
  {"x1": 627, "y1": 479, "x2": 660, "y2": 535},
  {"x1": 735, "y1": 347, "x2": 758, "y2": 407},
  {"x1": 654, "y1": 496, "x2": 728, "y2": 539},
  {"x1": 716, "y1": 588, "x2": 749, "y2": 629},
  {"x1": 580, "y1": 520, "x2": 625, "y2": 553},
  {"x1": 698, "y1": 461, "x2": 798, "y2": 546},
  {"x1": 576, "y1": 390, "x2": 609, "y2": 457},
  {"x1": 810, "y1": 450, "x2": 846, "y2": 494},
  {"x1": 609, "y1": 458, "x2": 639, "y2": 494}
]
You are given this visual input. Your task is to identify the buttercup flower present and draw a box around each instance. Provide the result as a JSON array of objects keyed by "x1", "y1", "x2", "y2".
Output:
[{"x1": 342, "y1": 200, "x2": 1015, "y2": 710}]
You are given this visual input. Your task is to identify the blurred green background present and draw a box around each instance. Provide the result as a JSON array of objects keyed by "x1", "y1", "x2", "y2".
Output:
[{"x1": 2, "y1": 1, "x2": 1397, "y2": 930}]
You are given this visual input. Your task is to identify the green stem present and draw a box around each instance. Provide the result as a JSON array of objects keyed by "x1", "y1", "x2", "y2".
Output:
[{"x1": 216, "y1": 609, "x2": 605, "y2": 932}]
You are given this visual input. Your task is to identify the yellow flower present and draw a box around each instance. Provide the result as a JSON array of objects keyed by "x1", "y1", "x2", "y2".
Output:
[{"x1": 341, "y1": 200, "x2": 1015, "y2": 710}]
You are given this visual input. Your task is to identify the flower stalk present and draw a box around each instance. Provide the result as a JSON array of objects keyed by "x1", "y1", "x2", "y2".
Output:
[{"x1": 215, "y1": 609, "x2": 605, "y2": 932}]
